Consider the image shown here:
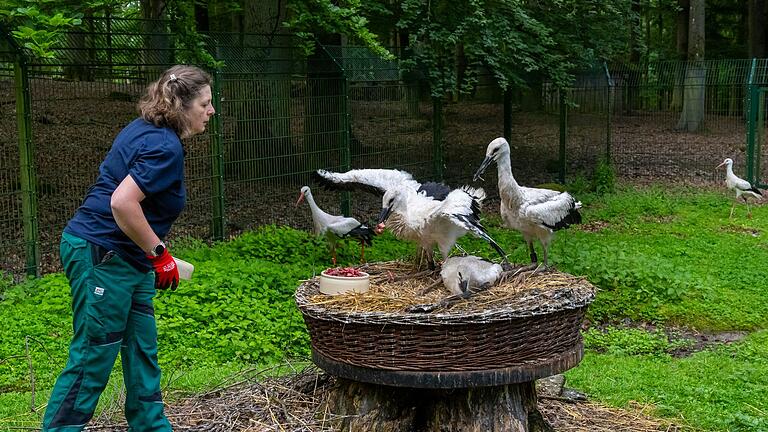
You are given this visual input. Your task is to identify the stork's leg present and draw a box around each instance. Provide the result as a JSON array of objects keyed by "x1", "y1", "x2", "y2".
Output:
[
  {"x1": 360, "y1": 242, "x2": 366, "y2": 263},
  {"x1": 745, "y1": 196, "x2": 753, "y2": 219},
  {"x1": 730, "y1": 202, "x2": 736, "y2": 219},
  {"x1": 331, "y1": 244, "x2": 337, "y2": 266},
  {"x1": 427, "y1": 249, "x2": 437, "y2": 270},
  {"x1": 527, "y1": 241, "x2": 538, "y2": 264}
]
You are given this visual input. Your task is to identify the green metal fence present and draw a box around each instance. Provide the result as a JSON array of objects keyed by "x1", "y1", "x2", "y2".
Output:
[
  {"x1": 607, "y1": 59, "x2": 759, "y2": 184},
  {"x1": 4, "y1": 17, "x2": 767, "y2": 278}
]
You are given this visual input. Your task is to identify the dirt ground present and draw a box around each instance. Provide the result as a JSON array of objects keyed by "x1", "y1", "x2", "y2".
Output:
[{"x1": 71, "y1": 366, "x2": 692, "y2": 432}]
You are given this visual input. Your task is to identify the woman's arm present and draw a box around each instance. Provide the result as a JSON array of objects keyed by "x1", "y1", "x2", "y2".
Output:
[{"x1": 110, "y1": 174, "x2": 162, "y2": 254}]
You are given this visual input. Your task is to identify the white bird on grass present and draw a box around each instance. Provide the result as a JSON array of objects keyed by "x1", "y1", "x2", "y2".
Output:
[
  {"x1": 716, "y1": 158, "x2": 763, "y2": 219},
  {"x1": 296, "y1": 186, "x2": 376, "y2": 266},
  {"x1": 313, "y1": 168, "x2": 507, "y2": 269},
  {"x1": 473, "y1": 137, "x2": 582, "y2": 267},
  {"x1": 440, "y1": 255, "x2": 504, "y2": 296}
]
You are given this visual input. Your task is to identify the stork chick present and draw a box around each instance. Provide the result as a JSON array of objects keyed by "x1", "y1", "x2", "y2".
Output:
[
  {"x1": 296, "y1": 186, "x2": 376, "y2": 265},
  {"x1": 716, "y1": 158, "x2": 763, "y2": 218},
  {"x1": 440, "y1": 255, "x2": 504, "y2": 296},
  {"x1": 474, "y1": 137, "x2": 582, "y2": 267}
]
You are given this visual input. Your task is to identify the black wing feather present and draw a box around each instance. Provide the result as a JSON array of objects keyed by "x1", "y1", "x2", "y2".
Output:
[
  {"x1": 345, "y1": 224, "x2": 376, "y2": 246},
  {"x1": 311, "y1": 171, "x2": 383, "y2": 196},
  {"x1": 542, "y1": 204, "x2": 582, "y2": 231},
  {"x1": 417, "y1": 182, "x2": 451, "y2": 200},
  {"x1": 453, "y1": 214, "x2": 507, "y2": 260}
]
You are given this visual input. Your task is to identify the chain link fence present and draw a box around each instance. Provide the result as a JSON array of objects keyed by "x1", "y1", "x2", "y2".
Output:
[{"x1": 2, "y1": 18, "x2": 765, "y2": 277}]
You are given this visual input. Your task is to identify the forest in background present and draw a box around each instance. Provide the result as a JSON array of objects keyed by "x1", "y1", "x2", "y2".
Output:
[{"x1": 2, "y1": 0, "x2": 767, "y2": 96}]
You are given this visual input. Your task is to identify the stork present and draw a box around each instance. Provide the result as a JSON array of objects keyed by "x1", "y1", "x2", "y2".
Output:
[
  {"x1": 716, "y1": 158, "x2": 763, "y2": 218},
  {"x1": 407, "y1": 255, "x2": 508, "y2": 313},
  {"x1": 296, "y1": 186, "x2": 376, "y2": 266},
  {"x1": 377, "y1": 184, "x2": 508, "y2": 269},
  {"x1": 313, "y1": 168, "x2": 507, "y2": 268},
  {"x1": 313, "y1": 168, "x2": 452, "y2": 200},
  {"x1": 474, "y1": 137, "x2": 582, "y2": 267},
  {"x1": 440, "y1": 255, "x2": 504, "y2": 296}
]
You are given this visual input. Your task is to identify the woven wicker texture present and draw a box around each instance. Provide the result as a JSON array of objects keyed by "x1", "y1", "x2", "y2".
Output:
[{"x1": 296, "y1": 262, "x2": 596, "y2": 372}]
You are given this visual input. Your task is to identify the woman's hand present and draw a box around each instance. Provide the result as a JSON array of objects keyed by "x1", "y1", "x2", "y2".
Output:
[{"x1": 146, "y1": 248, "x2": 179, "y2": 290}]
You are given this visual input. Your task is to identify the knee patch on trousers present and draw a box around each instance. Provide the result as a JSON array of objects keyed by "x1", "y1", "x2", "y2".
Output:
[
  {"x1": 138, "y1": 390, "x2": 163, "y2": 403},
  {"x1": 48, "y1": 370, "x2": 94, "y2": 428}
]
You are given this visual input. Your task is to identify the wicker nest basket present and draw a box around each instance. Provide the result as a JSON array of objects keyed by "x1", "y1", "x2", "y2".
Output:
[{"x1": 295, "y1": 262, "x2": 596, "y2": 387}]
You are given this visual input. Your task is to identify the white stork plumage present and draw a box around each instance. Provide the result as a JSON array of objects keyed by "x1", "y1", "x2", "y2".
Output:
[
  {"x1": 473, "y1": 137, "x2": 582, "y2": 267},
  {"x1": 313, "y1": 168, "x2": 507, "y2": 268},
  {"x1": 440, "y1": 255, "x2": 504, "y2": 296},
  {"x1": 313, "y1": 168, "x2": 452, "y2": 200},
  {"x1": 716, "y1": 158, "x2": 763, "y2": 218},
  {"x1": 296, "y1": 186, "x2": 376, "y2": 265}
]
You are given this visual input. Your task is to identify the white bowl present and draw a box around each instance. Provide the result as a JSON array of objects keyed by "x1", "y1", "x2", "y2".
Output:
[{"x1": 319, "y1": 270, "x2": 370, "y2": 295}]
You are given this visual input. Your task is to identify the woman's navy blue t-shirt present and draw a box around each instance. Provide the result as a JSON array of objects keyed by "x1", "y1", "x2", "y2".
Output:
[{"x1": 65, "y1": 118, "x2": 186, "y2": 272}]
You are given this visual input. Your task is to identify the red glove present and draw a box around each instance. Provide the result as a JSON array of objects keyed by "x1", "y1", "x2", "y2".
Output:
[{"x1": 147, "y1": 249, "x2": 179, "y2": 290}]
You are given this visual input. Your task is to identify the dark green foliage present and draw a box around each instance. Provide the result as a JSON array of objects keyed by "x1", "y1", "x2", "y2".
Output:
[
  {"x1": 591, "y1": 158, "x2": 615, "y2": 194},
  {"x1": 398, "y1": 0, "x2": 632, "y2": 96},
  {"x1": 583, "y1": 327, "x2": 694, "y2": 357}
]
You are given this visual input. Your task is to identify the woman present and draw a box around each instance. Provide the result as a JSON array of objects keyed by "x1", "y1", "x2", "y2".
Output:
[{"x1": 42, "y1": 65, "x2": 215, "y2": 431}]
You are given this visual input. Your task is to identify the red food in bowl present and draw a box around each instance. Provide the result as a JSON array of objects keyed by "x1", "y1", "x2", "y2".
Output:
[{"x1": 324, "y1": 267, "x2": 366, "y2": 277}]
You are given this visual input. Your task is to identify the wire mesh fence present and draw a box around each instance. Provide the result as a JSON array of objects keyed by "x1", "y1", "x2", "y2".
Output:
[{"x1": 1, "y1": 17, "x2": 766, "y2": 277}]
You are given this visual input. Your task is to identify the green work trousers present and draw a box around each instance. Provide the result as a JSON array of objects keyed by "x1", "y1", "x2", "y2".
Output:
[{"x1": 42, "y1": 232, "x2": 172, "y2": 431}]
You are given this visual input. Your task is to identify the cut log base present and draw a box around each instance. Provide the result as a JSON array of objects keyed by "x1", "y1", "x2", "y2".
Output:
[{"x1": 324, "y1": 378, "x2": 554, "y2": 432}]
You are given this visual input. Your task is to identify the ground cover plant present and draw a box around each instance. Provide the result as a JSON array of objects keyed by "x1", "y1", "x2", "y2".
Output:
[{"x1": 1, "y1": 184, "x2": 767, "y2": 431}]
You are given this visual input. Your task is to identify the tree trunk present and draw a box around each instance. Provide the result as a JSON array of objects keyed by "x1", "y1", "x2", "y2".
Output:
[
  {"x1": 671, "y1": 0, "x2": 689, "y2": 111},
  {"x1": 324, "y1": 378, "x2": 554, "y2": 432},
  {"x1": 141, "y1": 0, "x2": 170, "y2": 75},
  {"x1": 749, "y1": 0, "x2": 767, "y2": 58},
  {"x1": 63, "y1": 15, "x2": 93, "y2": 81},
  {"x1": 677, "y1": 0, "x2": 705, "y2": 132},
  {"x1": 225, "y1": 0, "x2": 293, "y2": 180}
]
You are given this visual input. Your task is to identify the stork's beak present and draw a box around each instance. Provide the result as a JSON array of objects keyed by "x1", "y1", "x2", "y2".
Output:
[
  {"x1": 473, "y1": 156, "x2": 493, "y2": 182},
  {"x1": 716, "y1": 161, "x2": 727, "y2": 169},
  {"x1": 378, "y1": 205, "x2": 392, "y2": 224},
  {"x1": 458, "y1": 272, "x2": 469, "y2": 294},
  {"x1": 295, "y1": 192, "x2": 305, "y2": 207}
]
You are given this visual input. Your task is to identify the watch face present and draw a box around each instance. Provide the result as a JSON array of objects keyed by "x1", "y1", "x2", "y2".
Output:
[{"x1": 153, "y1": 243, "x2": 165, "y2": 256}]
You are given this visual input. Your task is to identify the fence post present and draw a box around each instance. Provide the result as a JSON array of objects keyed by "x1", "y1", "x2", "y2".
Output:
[
  {"x1": 340, "y1": 75, "x2": 352, "y2": 217},
  {"x1": 503, "y1": 88, "x2": 512, "y2": 141},
  {"x1": 209, "y1": 69, "x2": 226, "y2": 241},
  {"x1": 558, "y1": 89, "x2": 567, "y2": 184},
  {"x1": 11, "y1": 42, "x2": 39, "y2": 277},
  {"x1": 433, "y1": 96, "x2": 444, "y2": 181},
  {"x1": 746, "y1": 58, "x2": 757, "y2": 184},
  {"x1": 603, "y1": 62, "x2": 613, "y2": 162}
]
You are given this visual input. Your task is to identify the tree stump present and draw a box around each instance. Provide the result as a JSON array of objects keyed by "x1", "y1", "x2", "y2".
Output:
[
  {"x1": 295, "y1": 266, "x2": 595, "y2": 432},
  {"x1": 324, "y1": 378, "x2": 554, "y2": 432}
]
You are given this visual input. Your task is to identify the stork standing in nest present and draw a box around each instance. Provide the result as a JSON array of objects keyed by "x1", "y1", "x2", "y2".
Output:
[
  {"x1": 314, "y1": 168, "x2": 507, "y2": 269},
  {"x1": 378, "y1": 184, "x2": 508, "y2": 269},
  {"x1": 474, "y1": 137, "x2": 582, "y2": 268},
  {"x1": 716, "y1": 158, "x2": 763, "y2": 219},
  {"x1": 296, "y1": 186, "x2": 376, "y2": 265}
]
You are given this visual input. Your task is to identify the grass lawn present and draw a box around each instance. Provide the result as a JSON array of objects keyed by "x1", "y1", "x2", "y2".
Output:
[{"x1": 1, "y1": 184, "x2": 767, "y2": 431}]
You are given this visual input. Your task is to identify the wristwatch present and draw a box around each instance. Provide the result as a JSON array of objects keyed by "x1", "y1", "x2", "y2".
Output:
[{"x1": 149, "y1": 242, "x2": 166, "y2": 257}]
